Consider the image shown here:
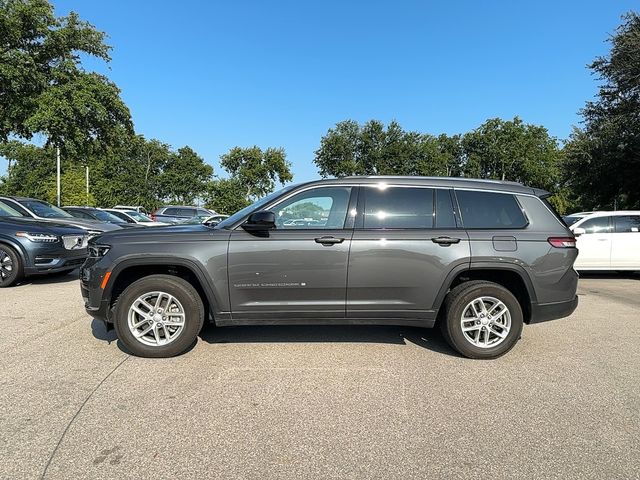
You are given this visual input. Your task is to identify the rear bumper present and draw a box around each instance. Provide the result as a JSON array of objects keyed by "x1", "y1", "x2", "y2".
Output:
[{"x1": 529, "y1": 296, "x2": 579, "y2": 324}]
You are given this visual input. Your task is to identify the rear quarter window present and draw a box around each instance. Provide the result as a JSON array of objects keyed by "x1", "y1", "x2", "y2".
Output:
[{"x1": 456, "y1": 190, "x2": 527, "y2": 229}]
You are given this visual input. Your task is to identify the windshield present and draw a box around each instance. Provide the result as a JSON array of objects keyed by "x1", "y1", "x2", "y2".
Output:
[
  {"x1": 215, "y1": 185, "x2": 297, "y2": 229},
  {"x1": 126, "y1": 211, "x2": 153, "y2": 222},
  {"x1": 562, "y1": 215, "x2": 583, "y2": 227},
  {"x1": 0, "y1": 201, "x2": 21, "y2": 217},
  {"x1": 21, "y1": 200, "x2": 74, "y2": 218}
]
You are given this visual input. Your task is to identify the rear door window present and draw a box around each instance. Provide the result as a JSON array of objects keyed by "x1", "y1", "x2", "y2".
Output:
[
  {"x1": 578, "y1": 217, "x2": 612, "y2": 234},
  {"x1": 162, "y1": 208, "x2": 180, "y2": 216},
  {"x1": 613, "y1": 216, "x2": 640, "y2": 233},
  {"x1": 456, "y1": 190, "x2": 528, "y2": 229},
  {"x1": 363, "y1": 186, "x2": 434, "y2": 229},
  {"x1": 177, "y1": 208, "x2": 196, "y2": 217}
]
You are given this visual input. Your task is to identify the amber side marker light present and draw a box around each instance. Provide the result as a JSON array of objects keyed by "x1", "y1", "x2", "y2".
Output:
[
  {"x1": 547, "y1": 237, "x2": 577, "y2": 248},
  {"x1": 100, "y1": 271, "x2": 112, "y2": 289}
]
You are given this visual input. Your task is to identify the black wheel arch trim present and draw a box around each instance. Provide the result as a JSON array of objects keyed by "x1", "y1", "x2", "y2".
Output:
[
  {"x1": 432, "y1": 261, "x2": 537, "y2": 315},
  {"x1": 105, "y1": 255, "x2": 220, "y2": 314}
]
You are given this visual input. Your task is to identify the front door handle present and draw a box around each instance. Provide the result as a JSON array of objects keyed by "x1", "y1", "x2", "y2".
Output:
[
  {"x1": 315, "y1": 236, "x2": 345, "y2": 245},
  {"x1": 431, "y1": 236, "x2": 461, "y2": 246}
]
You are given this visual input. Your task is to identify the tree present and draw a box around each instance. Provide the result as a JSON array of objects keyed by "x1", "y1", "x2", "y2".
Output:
[
  {"x1": 204, "y1": 178, "x2": 251, "y2": 215},
  {"x1": 314, "y1": 120, "x2": 462, "y2": 177},
  {"x1": 0, "y1": 0, "x2": 132, "y2": 155},
  {"x1": 461, "y1": 117, "x2": 562, "y2": 192},
  {"x1": 159, "y1": 146, "x2": 213, "y2": 204},
  {"x1": 44, "y1": 167, "x2": 95, "y2": 206},
  {"x1": 0, "y1": 141, "x2": 55, "y2": 199},
  {"x1": 219, "y1": 146, "x2": 292, "y2": 202},
  {"x1": 563, "y1": 12, "x2": 640, "y2": 210},
  {"x1": 90, "y1": 135, "x2": 172, "y2": 210}
]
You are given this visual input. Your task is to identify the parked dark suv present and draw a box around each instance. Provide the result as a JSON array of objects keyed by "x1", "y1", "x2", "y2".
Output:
[
  {"x1": 81, "y1": 177, "x2": 579, "y2": 359},
  {"x1": 1, "y1": 202, "x2": 88, "y2": 287}
]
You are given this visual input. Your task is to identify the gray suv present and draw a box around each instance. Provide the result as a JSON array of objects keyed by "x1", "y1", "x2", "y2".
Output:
[{"x1": 81, "y1": 177, "x2": 579, "y2": 359}]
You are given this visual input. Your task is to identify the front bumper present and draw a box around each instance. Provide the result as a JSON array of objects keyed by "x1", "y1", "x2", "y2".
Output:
[
  {"x1": 529, "y1": 296, "x2": 579, "y2": 324},
  {"x1": 24, "y1": 246, "x2": 87, "y2": 276},
  {"x1": 80, "y1": 256, "x2": 112, "y2": 323}
]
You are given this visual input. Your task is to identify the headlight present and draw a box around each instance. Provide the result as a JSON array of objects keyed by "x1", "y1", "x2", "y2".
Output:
[
  {"x1": 16, "y1": 232, "x2": 59, "y2": 243},
  {"x1": 88, "y1": 244, "x2": 110, "y2": 257},
  {"x1": 62, "y1": 234, "x2": 88, "y2": 250}
]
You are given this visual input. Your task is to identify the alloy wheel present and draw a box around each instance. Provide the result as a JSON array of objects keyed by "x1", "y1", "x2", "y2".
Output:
[
  {"x1": 0, "y1": 249, "x2": 14, "y2": 283},
  {"x1": 460, "y1": 296, "x2": 511, "y2": 349},
  {"x1": 127, "y1": 291, "x2": 186, "y2": 346}
]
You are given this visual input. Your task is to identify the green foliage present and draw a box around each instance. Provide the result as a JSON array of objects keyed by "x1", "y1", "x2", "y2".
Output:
[
  {"x1": 44, "y1": 167, "x2": 95, "y2": 206},
  {"x1": 204, "y1": 177, "x2": 251, "y2": 215},
  {"x1": 563, "y1": 12, "x2": 640, "y2": 210},
  {"x1": 220, "y1": 146, "x2": 292, "y2": 202},
  {"x1": 90, "y1": 136, "x2": 172, "y2": 211},
  {"x1": 159, "y1": 146, "x2": 213, "y2": 204},
  {"x1": 315, "y1": 118, "x2": 562, "y2": 195},
  {"x1": 0, "y1": 136, "x2": 213, "y2": 211},
  {"x1": 314, "y1": 120, "x2": 463, "y2": 177},
  {"x1": 461, "y1": 117, "x2": 562, "y2": 191},
  {"x1": 0, "y1": 141, "x2": 55, "y2": 199},
  {"x1": 0, "y1": 0, "x2": 132, "y2": 155}
]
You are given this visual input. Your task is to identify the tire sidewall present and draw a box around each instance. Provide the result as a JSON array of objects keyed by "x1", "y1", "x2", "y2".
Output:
[
  {"x1": 0, "y1": 244, "x2": 23, "y2": 288},
  {"x1": 446, "y1": 284, "x2": 523, "y2": 359},
  {"x1": 114, "y1": 275, "x2": 204, "y2": 358}
]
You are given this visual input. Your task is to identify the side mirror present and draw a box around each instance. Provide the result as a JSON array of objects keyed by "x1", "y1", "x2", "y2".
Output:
[
  {"x1": 243, "y1": 211, "x2": 276, "y2": 232},
  {"x1": 573, "y1": 227, "x2": 586, "y2": 236}
]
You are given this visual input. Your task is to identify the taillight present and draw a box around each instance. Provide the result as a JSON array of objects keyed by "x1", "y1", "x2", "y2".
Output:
[
  {"x1": 150, "y1": 213, "x2": 156, "y2": 221},
  {"x1": 548, "y1": 237, "x2": 577, "y2": 248}
]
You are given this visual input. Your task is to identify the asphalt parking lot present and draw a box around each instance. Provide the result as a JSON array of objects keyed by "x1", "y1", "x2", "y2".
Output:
[{"x1": 1, "y1": 273, "x2": 639, "y2": 480}]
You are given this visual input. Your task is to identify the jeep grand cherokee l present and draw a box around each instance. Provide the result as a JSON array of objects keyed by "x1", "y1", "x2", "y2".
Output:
[{"x1": 81, "y1": 177, "x2": 579, "y2": 359}]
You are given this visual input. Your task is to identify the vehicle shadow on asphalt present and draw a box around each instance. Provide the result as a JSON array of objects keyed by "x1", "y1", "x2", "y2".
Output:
[
  {"x1": 91, "y1": 318, "x2": 118, "y2": 343},
  {"x1": 90, "y1": 318, "x2": 461, "y2": 358},
  {"x1": 199, "y1": 323, "x2": 462, "y2": 357},
  {"x1": 19, "y1": 269, "x2": 80, "y2": 286}
]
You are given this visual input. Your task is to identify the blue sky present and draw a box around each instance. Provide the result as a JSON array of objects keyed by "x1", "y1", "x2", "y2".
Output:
[{"x1": 3, "y1": 1, "x2": 638, "y2": 182}]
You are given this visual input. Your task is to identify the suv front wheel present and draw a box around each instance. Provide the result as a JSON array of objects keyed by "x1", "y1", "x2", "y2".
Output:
[
  {"x1": 113, "y1": 274, "x2": 205, "y2": 358},
  {"x1": 440, "y1": 281, "x2": 524, "y2": 359}
]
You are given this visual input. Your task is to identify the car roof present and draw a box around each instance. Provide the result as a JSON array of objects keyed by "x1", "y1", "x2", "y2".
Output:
[
  {"x1": 576, "y1": 210, "x2": 640, "y2": 218},
  {"x1": 159, "y1": 205, "x2": 198, "y2": 208},
  {"x1": 293, "y1": 176, "x2": 545, "y2": 195},
  {"x1": 1, "y1": 196, "x2": 45, "y2": 202}
]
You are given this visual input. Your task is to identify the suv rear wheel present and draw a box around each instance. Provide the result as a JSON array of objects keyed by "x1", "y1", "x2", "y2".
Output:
[
  {"x1": 113, "y1": 274, "x2": 205, "y2": 358},
  {"x1": 440, "y1": 280, "x2": 524, "y2": 359},
  {"x1": 0, "y1": 244, "x2": 23, "y2": 288}
]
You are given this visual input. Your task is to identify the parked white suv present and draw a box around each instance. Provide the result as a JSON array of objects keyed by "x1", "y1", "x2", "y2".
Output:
[{"x1": 569, "y1": 211, "x2": 640, "y2": 271}]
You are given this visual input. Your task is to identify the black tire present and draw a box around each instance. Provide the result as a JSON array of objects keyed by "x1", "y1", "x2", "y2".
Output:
[
  {"x1": 0, "y1": 244, "x2": 24, "y2": 288},
  {"x1": 440, "y1": 280, "x2": 524, "y2": 359},
  {"x1": 113, "y1": 274, "x2": 205, "y2": 358}
]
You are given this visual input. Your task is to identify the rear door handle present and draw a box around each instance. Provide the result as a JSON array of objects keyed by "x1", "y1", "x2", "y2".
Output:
[
  {"x1": 315, "y1": 236, "x2": 345, "y2": 245},
  {"x1": 431, "y1": 236, "x2": 461, "y2": 246}
]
